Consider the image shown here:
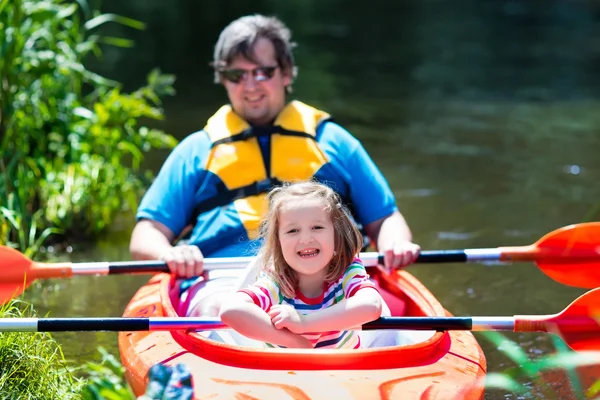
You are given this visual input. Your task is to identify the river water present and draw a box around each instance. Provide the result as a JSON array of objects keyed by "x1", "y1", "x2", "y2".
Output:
[{"x1": 24, "y1": 1, "x2": 600, "y2": 398}]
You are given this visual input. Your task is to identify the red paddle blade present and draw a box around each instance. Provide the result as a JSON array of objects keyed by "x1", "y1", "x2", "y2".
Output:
[
  {"x1": 0, "y1": 284, "x2": 27, "y2": 305},
  {"x1": 0, "y1": 246, "x2": 35, "y2": 304},
  {"x1": 535, "y1": 222, "x2": 600, "y2": 288},
  {"x1": 551, "y1": 288, "x2": 600, "y2": 352},
  {"x1": 515, "y1": 288, "x2": 600, "y2": 351}
]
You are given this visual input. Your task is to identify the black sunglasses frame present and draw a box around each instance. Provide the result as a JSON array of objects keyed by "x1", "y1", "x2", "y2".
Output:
[{"x1": 218, "y1": 66, "x2": 279, "y2": 84}]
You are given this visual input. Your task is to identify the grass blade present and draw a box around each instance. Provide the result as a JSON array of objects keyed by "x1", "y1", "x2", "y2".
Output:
[
  {"x1": 479, "y1": 331, "x2": 538, "y2": 377},
  {"x1": 98, "y1": 36, "x2": 135, "y2": 48},
  {"x1": 0, "y1": 0, "x2": 10, "y2": 15},
  {"x1": 485, "y1": 372, "x2": 528, "y2": 394},
  {"x1": 73, "y1": 0, "x2": 91, "y2": 20},
  {"x1": 549, "y1": 335, "x2": 584, "y2": 396},
  {"x1": 84, "y1": 14, "x2": 145, "y2": 31}
]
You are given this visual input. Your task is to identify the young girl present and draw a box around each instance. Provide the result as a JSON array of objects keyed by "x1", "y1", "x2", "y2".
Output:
[{"x1": 219, "y1": 181, "x2": 384, "y2": 349}]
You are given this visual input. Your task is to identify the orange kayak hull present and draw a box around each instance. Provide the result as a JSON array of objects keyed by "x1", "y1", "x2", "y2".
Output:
[{"x1": 118, "y1": 269, "x2": 487, "y2": 399}]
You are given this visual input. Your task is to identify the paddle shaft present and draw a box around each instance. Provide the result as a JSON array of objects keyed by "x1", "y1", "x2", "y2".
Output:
[
  {"x1": 6, "y1": 221, "x2": 599, "y2": 295},
  {"x1": 0, "y1": 316, "x2": 525, "y2": 332},
  {"x1": 65, "y1": 249, "x2": 508, "y2": 276}
]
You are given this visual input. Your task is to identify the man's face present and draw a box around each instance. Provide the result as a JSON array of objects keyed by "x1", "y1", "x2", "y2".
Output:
[{"x1": 220, "y1": 37, "x2": 291, "y2": 126}]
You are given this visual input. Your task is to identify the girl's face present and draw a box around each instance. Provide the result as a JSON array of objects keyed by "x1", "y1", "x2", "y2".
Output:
[{"x1": 277, "y1": 200, "x2": 335, "y2": 279}]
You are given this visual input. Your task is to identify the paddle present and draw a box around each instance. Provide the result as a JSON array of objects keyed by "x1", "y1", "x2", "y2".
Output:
[
  {"x1": 2, "y1": 222, "x2": 599, "y2": 305},
  {"x1": 1, "y1": 288, "x2": 598, "y2": 352}
]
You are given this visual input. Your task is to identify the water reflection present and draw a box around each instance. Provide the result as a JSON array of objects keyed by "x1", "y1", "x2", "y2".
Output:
[{"x1": 32, "y1": 0, "x2": 600, "y2": 398}]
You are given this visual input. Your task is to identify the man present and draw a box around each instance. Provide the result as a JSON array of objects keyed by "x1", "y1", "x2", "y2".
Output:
[{"x1": 130, "y1": 14, "x2": 420, "y2": 278}]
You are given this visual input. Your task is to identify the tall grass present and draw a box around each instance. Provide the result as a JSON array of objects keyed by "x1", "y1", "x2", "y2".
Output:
[{"x1": 0, "y1": 300, "x2": 82, "y2": 400}]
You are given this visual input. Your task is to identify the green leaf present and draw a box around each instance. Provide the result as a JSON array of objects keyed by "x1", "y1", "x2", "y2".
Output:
[
  {"x1": 96, "y1": 389, "x2": 129, "y2": 400},
  {"x1": 73, "y1": 0, "x2": 92, "y2": 20},
  {"x1": 75, "y1": 39, "x2": 99, "y2": 56},
  {"x1": 0, "y1": 207, "x2": 20, "y2": 231},
  {"x1": 82, "y1": 69, "x2": 120, "y2": 87},
  {"x1": 117, "y1": 141, "x2": 142, "y2": 169},
  {"x1": 478, "y1": 331, "x2": 540, "y2": 378},
  {"x1": 485, "y1": 372, "x2": 528, "y2": 394},
  {"x1": 73, "y1": 106, "x2": 95, "y2": 120},
  {"x1": 586, "y1": 379, "x2": 600, "y2": 398},
  {"x1": 57, "y1": 4, "x2": 77, "y2": 20},
  {"x1": 24, "y1": 1, "x2": 60, "y2": 20},
  {"x1": 98, "y1": 36, "x2": 135, "y2": 48},
  {"x1": 94, "y1": 103, "x2": 109, "y2": 124},
  {"x1": 84, "y1": 14, "x2": 145, "y2": 31},
  {"x1": 28, "y1": 227, "x2": 63, "y2": 259},
  {"x1": 548, "y1": 335, "x2": 584, "y2": 395},
  {"x1": 534, "y1": 351, "x2": 600, "y2": 371},
  {"x1": 0, "y1": 0, "x2": 10, "y2": 16}
]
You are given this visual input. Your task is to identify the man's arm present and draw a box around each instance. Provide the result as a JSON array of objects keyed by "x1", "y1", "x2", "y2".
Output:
[
  {"x1": 130, "y1": 219, "x2": 176, "y2": 260},
  {"x1": 130, "y1": 133, "x2": 210, "y2": 276},
  {"x1": 364, "y1": 210, "x2": 412, "y2": 247},
  {"x1": 364, "y1": 211, "x2": 420, "y2": 269},
  {"x1": 130, "y1": 219, "x2": 204, "y2": 277},
  {"x1": 319, "y1": 123, "x2": 420, "y2": 269}
]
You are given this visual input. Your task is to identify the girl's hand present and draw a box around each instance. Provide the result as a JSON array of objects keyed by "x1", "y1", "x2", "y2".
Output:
[{"x1": 269, "y1": 305, "x2": 305, "y2": 333}]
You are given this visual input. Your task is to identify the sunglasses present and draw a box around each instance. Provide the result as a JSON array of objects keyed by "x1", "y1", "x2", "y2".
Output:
[{"x1": 219, "y1": 66, "x2": 279, "y2": 84}]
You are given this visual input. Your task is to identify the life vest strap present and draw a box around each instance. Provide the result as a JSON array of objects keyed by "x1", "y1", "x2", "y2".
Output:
[
  {"x1": 191, "y1": 178, "x2": 283, "y2": 222},
  {"x1": 211, "y1": 126, "x2": 318, "y2": 147}
]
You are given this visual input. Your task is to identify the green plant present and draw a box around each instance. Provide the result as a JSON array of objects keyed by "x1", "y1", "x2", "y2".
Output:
[
  {"x1": 482, "y1": 331, "x2": 600, "y2": 399},
  {"x1": 79, "y1": 347, "x2": 136, "y2": 400},
  {"x1": 0, "y1": 153, "x2": 63, "y2": 256}
]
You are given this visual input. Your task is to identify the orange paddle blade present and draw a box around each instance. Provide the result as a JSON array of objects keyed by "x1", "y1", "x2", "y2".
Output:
[
  {"x1": 515, "y1": 288, "x2": 600, "y2": 352},
  {"x1": 0, "y1": 284, "x2": 27, "y2": 306},
  {"x1": 0, "y1": 247, "x2": 73, "y2": 304},
  {"x1": 0, "y1": 247, "x2": 35, "y2": 304},
  {"x1": 554, "y1": 287, "x2": 600, "y2": 352},
  {"x1": 536, "y1": 223, "x2": 600, "y2": 288},
  {"x1": 500, "y1": 223, "x2": 600, "y2": 288}
]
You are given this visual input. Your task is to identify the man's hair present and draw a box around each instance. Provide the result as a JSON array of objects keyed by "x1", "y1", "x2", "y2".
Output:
[{"x1": 211, "y1": 14, "x2": 298, "y2": 92}]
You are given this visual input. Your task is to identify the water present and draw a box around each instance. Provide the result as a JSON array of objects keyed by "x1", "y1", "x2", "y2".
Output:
[{"x1": 23, "y1": 1, "x2": 600, "y2": 398}]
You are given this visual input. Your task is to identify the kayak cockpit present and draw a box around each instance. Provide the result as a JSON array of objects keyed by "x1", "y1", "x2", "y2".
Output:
[{"x1": 173, "y1": 267, "x2": 437, "y2": 349}]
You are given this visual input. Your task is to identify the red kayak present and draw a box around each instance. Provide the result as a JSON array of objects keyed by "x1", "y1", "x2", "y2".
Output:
[{"x1": 119, "y1": 267, "x2": 487, "y2": 399}]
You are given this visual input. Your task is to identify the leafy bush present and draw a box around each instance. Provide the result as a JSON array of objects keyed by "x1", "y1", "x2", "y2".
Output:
[
  {"x1": 0, "y1": 0, "x2": 178, "y2": 249},
  {"x1": 80, "y1": 347, "x2": 136, "y2": 400}
]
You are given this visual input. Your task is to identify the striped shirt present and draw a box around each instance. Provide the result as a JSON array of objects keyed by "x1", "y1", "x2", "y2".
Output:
[{"x1": 239, "y1": 258, "x2": 377, "y2": 349}]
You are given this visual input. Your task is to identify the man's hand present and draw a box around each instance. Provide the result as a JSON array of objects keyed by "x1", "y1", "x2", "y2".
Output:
[
  {"x1": 160, "y1": 245, "x2": 204, "y2": 278},
  {"x1": 381, "y1": 239, "x2": 421, "y2": 272}
]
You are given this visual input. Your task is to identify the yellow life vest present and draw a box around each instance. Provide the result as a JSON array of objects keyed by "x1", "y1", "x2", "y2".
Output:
[{"x1": 194, "y1": 100, "x2": 331, "y2": 239}]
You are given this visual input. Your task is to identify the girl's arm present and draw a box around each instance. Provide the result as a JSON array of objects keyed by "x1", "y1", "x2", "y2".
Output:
[
  {"x1": 301, "y1": 288, "x2": 382, "y2": 332},
  {"x1": 219, "y1": 293, "x2": 312, "y2": 348}
]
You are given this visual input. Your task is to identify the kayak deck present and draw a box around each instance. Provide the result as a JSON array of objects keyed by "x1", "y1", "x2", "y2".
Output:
[{"x1": 119, "y1": 268, "x2": 487, "y2": 399}]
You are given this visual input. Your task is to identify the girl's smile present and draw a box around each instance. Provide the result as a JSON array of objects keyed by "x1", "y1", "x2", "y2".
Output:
[{"x1": 298, "y1": 248, "x2": 319, "y2": 257}]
